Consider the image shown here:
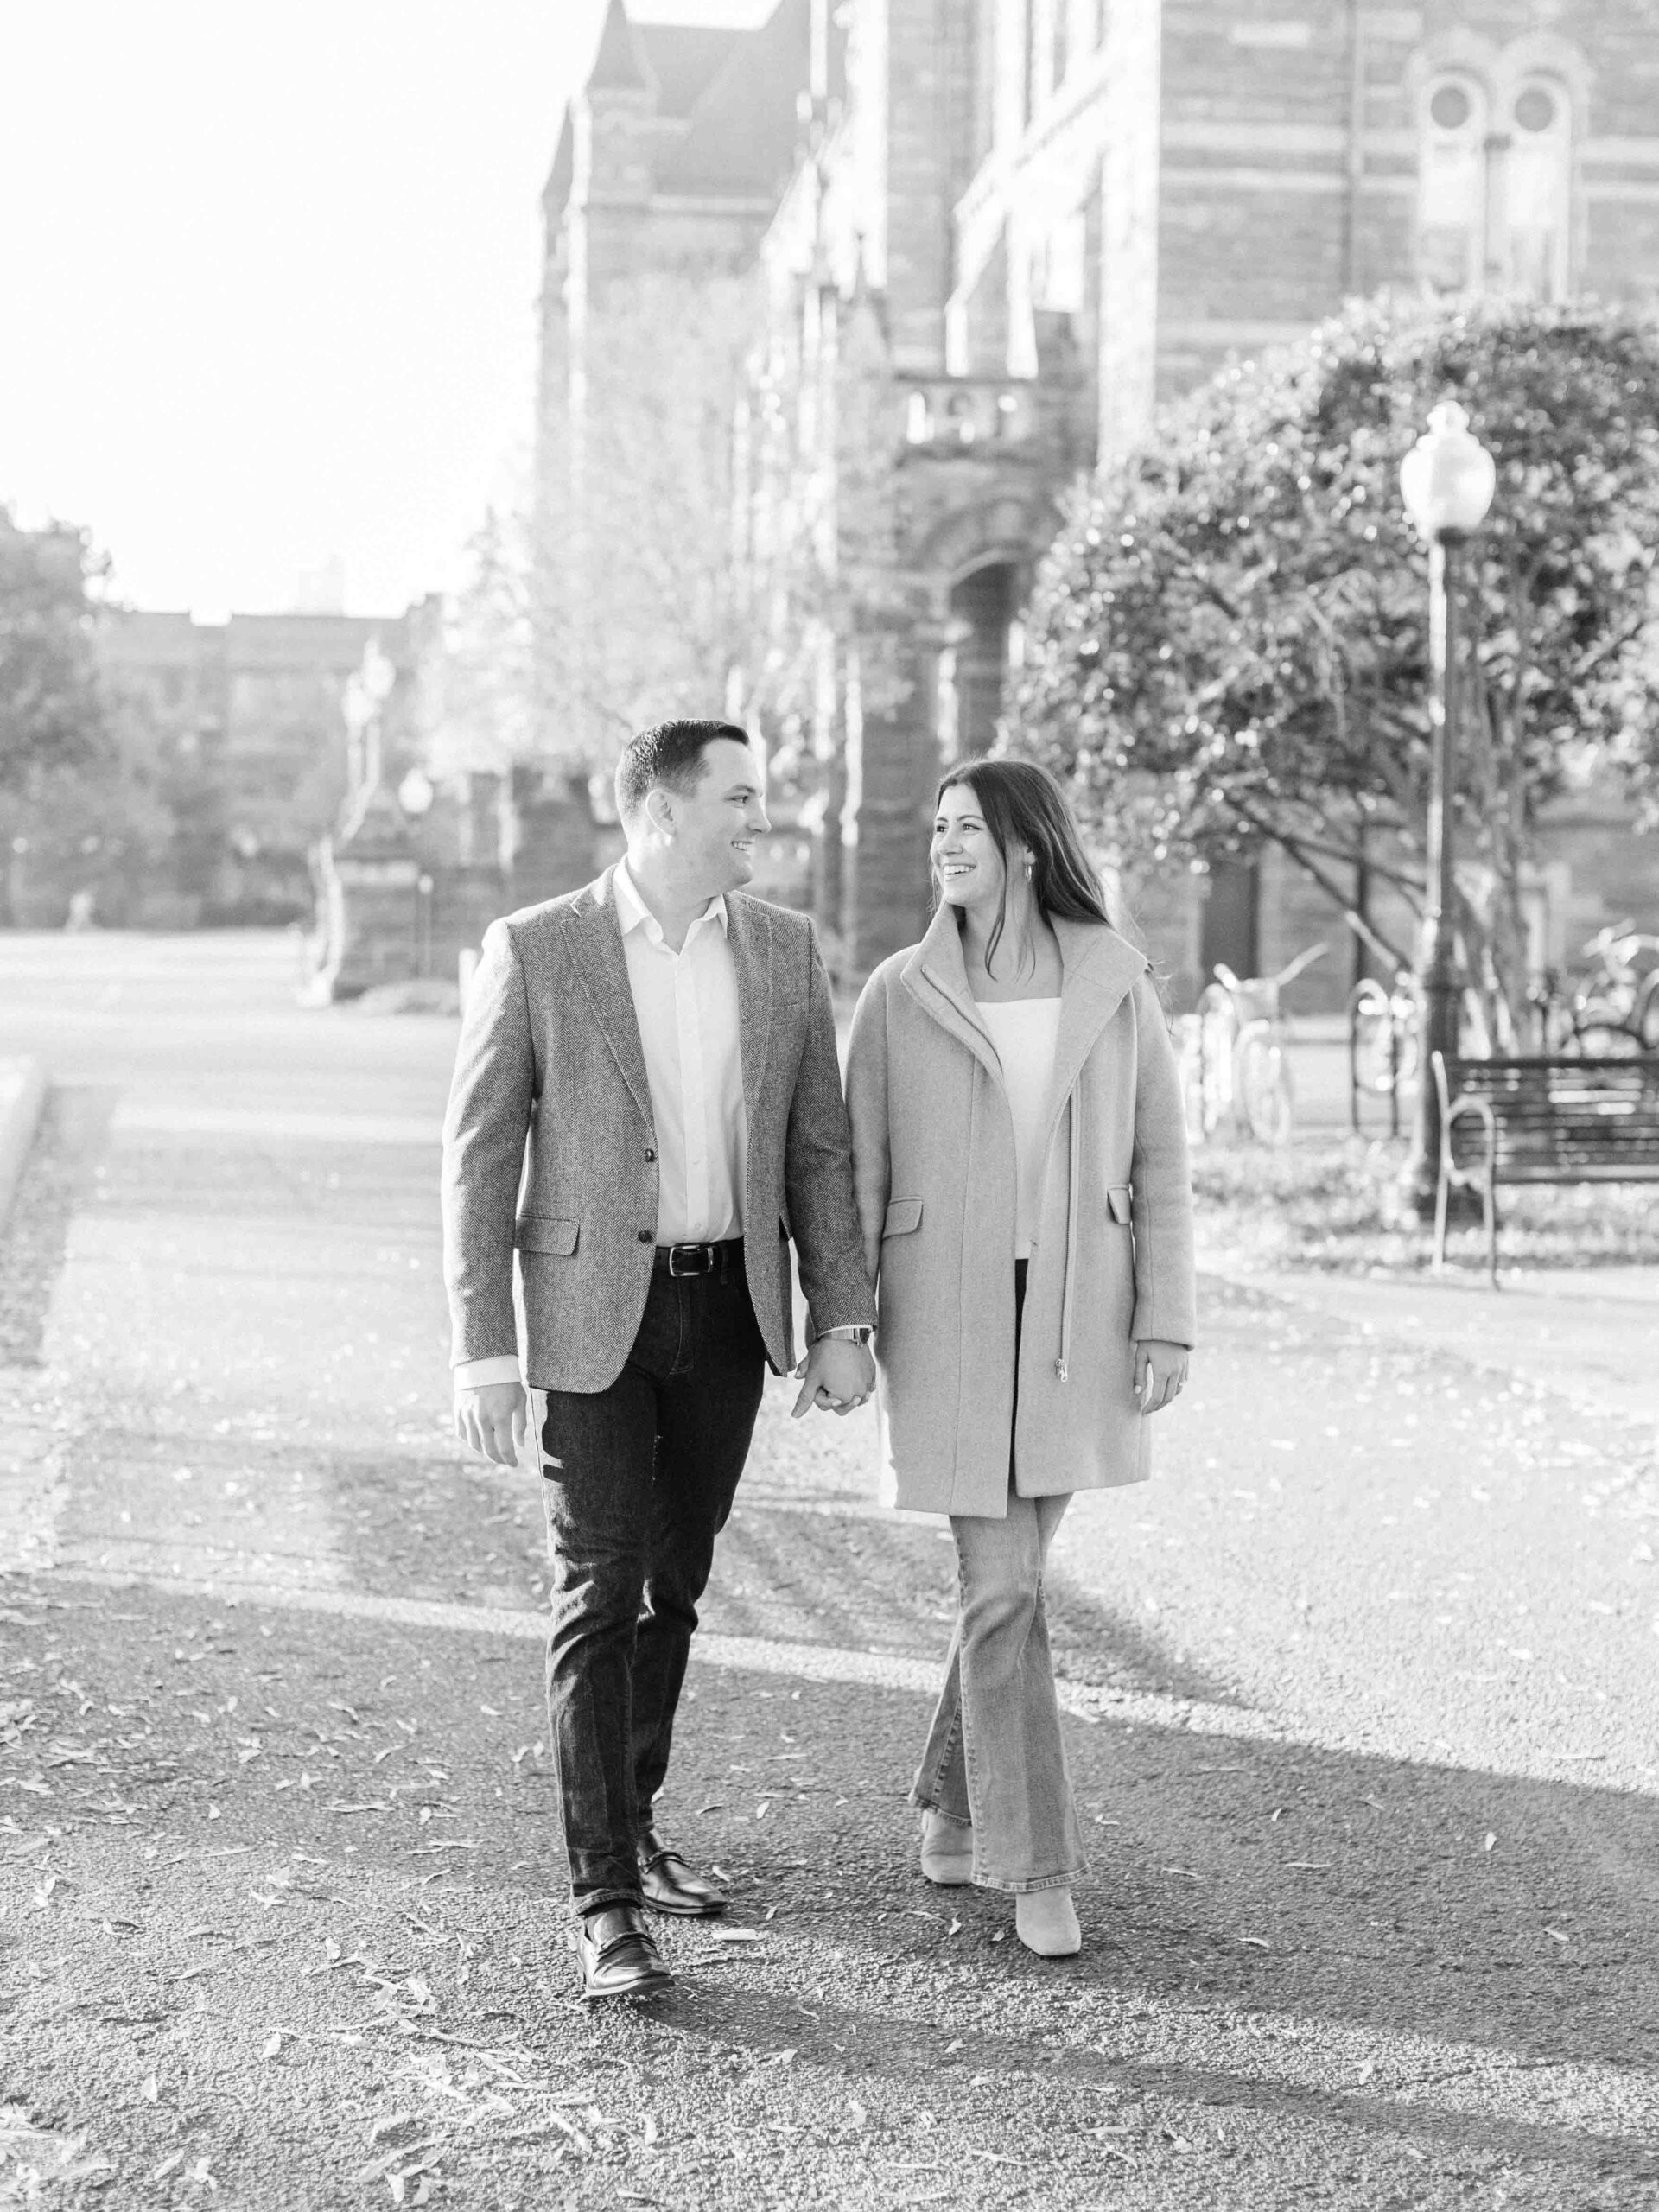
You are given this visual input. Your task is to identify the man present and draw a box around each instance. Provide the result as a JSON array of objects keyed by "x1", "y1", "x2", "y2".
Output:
[{"x1": 442, "y1": 720, "x2": 876, "y2": 2002}]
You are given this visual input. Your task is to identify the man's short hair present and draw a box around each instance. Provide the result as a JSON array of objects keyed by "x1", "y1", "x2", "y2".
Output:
[{"x1": 614, "y1": 720, "x2": 752, "y2": 820}]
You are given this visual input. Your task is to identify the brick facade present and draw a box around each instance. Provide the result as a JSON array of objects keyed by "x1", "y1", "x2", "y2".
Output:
[
  {"x1": 86, "y1": 606, "x2": 431, "y2": 929},
  {"x1": 542, "y1": 0, "x2": 1659, "y2": 988}
]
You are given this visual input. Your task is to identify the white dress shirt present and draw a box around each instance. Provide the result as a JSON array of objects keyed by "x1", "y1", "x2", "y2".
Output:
[{"x1": 455, "y1": 859, "x2": 747, "y2": 1392}]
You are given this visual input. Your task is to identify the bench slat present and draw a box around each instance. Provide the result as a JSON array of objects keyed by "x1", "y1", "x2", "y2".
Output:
[{"x1": 1440, "y1": 1053, "x2": 1659, "y2": 1188}]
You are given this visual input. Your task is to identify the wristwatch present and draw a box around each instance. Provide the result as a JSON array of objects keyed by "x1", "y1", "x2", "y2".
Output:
[{"x1": 816, "y1": 1325, "x2": 874, "y2": 1345}]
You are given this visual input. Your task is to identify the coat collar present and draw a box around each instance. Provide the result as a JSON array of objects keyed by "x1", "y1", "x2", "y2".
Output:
[
  {"x1": 900, "y1": 901, "x2": 1147, "y2": 1108},
  {"x1": 562, "y1": 867, "x2": 772, "y2": 1128}
]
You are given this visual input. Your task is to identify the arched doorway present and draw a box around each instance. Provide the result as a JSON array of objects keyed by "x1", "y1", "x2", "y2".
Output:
[{"x1": 947, "y1": 561, "x2": 1020, "y2": 759}]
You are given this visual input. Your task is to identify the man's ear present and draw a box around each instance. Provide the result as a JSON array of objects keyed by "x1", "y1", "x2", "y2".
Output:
[{"x1": 644, "y1": 785, "x2": 677, "y2": 839}]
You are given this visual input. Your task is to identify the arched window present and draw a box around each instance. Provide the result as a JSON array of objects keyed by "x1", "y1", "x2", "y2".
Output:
[
  {"x1": 1504, "y1": 76, "x2": 1573, "y2": 300},
  {"x1": 1418, "y1": 72, "x2": 1490, "y2": 293}
]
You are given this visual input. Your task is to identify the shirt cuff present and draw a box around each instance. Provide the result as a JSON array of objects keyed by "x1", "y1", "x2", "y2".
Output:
[{"x1": 454, "y1": 1355, "x2": 524, "y2": 1392}]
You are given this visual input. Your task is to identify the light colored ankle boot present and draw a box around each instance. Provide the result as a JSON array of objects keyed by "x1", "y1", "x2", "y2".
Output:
[
  {"x1": 1015, "y1": 1888, "x2": 1081, "y2": 1957},
  {"x1": 918, "y1": 1809, "x2": 974, "y2": 1885}
]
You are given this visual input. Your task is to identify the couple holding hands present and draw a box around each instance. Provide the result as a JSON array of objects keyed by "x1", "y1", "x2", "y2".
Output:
[{"x1": 442, "y1": 720, "x2": 1196, "y2": 2001}]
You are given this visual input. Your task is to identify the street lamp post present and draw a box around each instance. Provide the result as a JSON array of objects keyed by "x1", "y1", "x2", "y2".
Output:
[{"x1": 1398, "y1": 400, "x2": 1497, "y2": 1218}]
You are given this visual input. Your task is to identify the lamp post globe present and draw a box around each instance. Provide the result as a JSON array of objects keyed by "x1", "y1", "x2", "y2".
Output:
[
  {"x1": 1398, "y1": 400, "x2": 1496, "y2": 1223},
  {"x1": 1400, "y1": 401, "x2": 1497, "y2": 546}
]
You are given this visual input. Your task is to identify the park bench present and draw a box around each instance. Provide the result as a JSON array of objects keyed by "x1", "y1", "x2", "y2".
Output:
[{"x1": 1431, "y1": 1052, "x2": 1659, "y2": 1284}]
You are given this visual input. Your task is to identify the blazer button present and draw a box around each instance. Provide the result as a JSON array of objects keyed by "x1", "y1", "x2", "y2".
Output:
[
  {"x1": 637, "y1": 1229, "x2": 653, "y2": 1243},
  {"x1": 644, "y1": 1147, "x2": 657, "y2": 1162}
]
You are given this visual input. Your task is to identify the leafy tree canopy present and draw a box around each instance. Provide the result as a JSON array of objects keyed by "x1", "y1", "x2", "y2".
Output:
[
  {"x1": 0, "y1": 508, "x2": 109, "y2": 793},
  {"x1": 1016, "y1": 296, "x2": 1659, "y2": 1026}
]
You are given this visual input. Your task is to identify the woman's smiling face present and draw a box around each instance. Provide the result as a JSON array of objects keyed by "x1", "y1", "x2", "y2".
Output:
[{"x1": 931, "y1": 782, "x2": 1007, "y2": 913}]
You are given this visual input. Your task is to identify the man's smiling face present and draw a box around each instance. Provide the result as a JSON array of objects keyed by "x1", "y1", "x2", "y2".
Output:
[{"x1": 666, "y1": 737, "x2": 770, "y2": 897}]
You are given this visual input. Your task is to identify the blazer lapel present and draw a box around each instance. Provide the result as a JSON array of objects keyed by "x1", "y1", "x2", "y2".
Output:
[
  {"x1": 900, "y1": 903, "x2": 1002, "y2": 1086},
  {"x1": 726, "y1": 893, "x2": 772, "y2": 1122},
  {"x1": 563, "y1": 869, "x2": 654, "y2": 1129}
]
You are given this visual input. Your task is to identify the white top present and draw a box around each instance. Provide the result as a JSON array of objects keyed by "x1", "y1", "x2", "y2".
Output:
[
  {"x1": 978, "y1": 998, "x2": 1062, "y2": 1260},
  {"x1": 455, "y1": 858, "x2": 746, "y2": 1392}
]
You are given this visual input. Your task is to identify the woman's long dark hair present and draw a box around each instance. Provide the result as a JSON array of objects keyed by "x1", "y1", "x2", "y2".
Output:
[{"x1": 935, "y1": 756, "x2": 1115, "y2": 974}]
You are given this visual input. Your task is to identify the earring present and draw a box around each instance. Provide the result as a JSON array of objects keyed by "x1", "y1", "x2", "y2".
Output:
[{"x1": 1024, "y1": 856, "x2": 1033, "y2": 881}]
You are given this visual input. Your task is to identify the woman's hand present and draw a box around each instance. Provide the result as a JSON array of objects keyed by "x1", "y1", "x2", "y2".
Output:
[{"x1": 1133, "y1": 1339, "x2": 1188, "y2": 1414}]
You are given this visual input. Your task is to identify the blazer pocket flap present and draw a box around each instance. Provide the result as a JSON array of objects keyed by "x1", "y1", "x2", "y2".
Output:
[
  {"x1": 882, "y1": 1197, "x2": 924, "y2": 1237},
  {"x1": 1107, "y1": 1185, "x2": 1134, "y2": 1225},
  {"x1": 515, "y1": 1215, "x2": 579, "y2": 1256}
]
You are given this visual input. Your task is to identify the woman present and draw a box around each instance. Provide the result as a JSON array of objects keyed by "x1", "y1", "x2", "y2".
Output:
[{"x1": 844, "y1": 759, "x2": 1196, "y2": 1958}]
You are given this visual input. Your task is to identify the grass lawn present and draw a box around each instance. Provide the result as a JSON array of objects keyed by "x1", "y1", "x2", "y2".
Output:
[{"x1": 1192, "y1": 1135, "x2": 1659, "y2": 1276}]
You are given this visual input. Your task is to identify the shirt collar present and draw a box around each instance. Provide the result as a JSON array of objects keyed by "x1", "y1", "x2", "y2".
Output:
[{"x1": 614, "y1": 858, "x2": 728, "y2": 944}]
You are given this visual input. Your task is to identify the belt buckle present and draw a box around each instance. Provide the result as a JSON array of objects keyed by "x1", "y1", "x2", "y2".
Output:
[{"x1": 667, "y1": 1243, "x2": 709, "y2": 1278}]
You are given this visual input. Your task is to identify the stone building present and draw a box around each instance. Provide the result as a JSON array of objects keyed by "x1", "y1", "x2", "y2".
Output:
[
  {"x1": 94, "y1": 604, "x2": 435, "y2": 925},
  {"x1": 543, "y1": 0, "x2": 1659, "y2": 993}
]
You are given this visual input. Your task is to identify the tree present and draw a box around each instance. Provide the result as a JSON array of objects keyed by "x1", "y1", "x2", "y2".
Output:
[
  {"x1": 430, "y1": 504, "x2": 537, "y2": 783},
  {"x1": 0, "y1": 509, "x2": 109, "y2": 793},
  {"x1": 1016, "y1": 297, "x2": 1659, "y2": 1038},
  {"x1": 534, "y1": 270, "x2": 761, "y2": 759}
]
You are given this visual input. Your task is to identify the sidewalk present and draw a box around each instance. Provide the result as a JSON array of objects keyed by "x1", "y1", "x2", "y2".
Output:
[
  {"x1": 1204, "y1": 1258, "x2": 1659, "y2": 1445},
  {"x1": 4, "y1": 935, "x2": 1659, "y2": 2209},
  {"x1": 0, "y1": 1055, "x2": 47, "y2": 1230}
]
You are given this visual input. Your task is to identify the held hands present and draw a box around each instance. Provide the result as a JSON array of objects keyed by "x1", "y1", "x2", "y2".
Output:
[
  {"x1": 454, "y1": 1380, "x2": 528, "y2": 1466},
  {"x1": 791, "y1": 1335, "x2": 876, "y2": 1420},
  {"x1": 1134, "y1": 1339, "x2": 1189, "y2": 1414}
]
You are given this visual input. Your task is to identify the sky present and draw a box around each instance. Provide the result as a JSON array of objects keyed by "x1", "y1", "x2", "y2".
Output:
[{"x1": 0, "y1": 0, "x2": 774, "y2": 620}]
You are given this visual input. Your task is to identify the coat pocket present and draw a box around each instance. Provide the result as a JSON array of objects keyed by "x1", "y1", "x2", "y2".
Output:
[
  {"x1": 1107, "y1": 1185, "x2": 1133, "y2": 1225},
  {"x1": 882, "y1": 1196, "x2": 924, "y2": 1237},
  {"x1": 514, "y1": 1215, "x2": 579, "y2": 1256}
]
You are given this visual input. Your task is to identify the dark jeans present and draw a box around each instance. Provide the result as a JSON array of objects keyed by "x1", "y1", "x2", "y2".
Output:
[{"x1": 537, "y1": 1250, "x2": 766, "y2": 1914}]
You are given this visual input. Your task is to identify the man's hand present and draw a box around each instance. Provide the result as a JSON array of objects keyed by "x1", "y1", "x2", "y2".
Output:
[
  {"x1": 454, "y1": 1380, "x2": 528, "y2": 1465},
  {"x1": 791, "y1": 1336, "x2": 875, "y2": 1420},
  {"x1": 1133, "y1": 1339, "x2": 1189, "y2": 1414}
]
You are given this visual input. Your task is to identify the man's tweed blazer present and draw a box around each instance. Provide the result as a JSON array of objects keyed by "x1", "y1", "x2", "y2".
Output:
[{"x1": 441, "y1": 867, "x2": 876, "y2": 1392}]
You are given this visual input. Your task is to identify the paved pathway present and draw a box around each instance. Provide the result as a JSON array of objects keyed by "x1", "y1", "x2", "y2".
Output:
[{"x1": 1, "y1": 932, "x2": 1656, "y2": 2211}]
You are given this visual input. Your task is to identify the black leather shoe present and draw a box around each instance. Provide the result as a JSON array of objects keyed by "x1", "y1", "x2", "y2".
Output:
[
  {"x1": 575, "y1": 1904, "x2": 674, "y2": 2002},
  {"x1": 638, "y1": 1827, "x2": 728, "y2": 1917}
]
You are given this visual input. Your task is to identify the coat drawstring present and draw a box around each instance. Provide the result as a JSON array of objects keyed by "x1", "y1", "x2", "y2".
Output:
[{"x1": 1055, "y1": 1082, "x2": 1080, "y2": 1382}]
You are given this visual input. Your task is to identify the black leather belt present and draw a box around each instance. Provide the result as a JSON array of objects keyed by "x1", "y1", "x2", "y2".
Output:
[{"x1": 655, "y1": 1238, "x2": 744, "y2": 1278}]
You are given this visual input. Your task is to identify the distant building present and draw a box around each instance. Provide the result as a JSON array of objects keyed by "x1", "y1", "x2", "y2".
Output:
[
  {"x1": 542, "y1": 0, "x2": 1659, "y2": 992},
  {"x1": 95, "y1": 604, "x2": 435, "y2": 925}
]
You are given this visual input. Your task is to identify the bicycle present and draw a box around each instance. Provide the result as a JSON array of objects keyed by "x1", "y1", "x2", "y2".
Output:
[
  {"x1": 1184, "y1": 943, "x2": 1327, "y2": 1145},
  {"x1": 1349, "y1": 969, "x2": 1508, "y2": 1133},
  {"x1": 1559, "y1": 924, "x2": 1659, "y2": 1058},
  {"x1": 1348, "y1": 969, "x2": 1420, "y2": 1138}
]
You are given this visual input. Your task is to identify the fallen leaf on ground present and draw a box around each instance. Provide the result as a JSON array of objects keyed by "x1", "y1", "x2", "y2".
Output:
[{"x1": 366, "y1": 2113, "x2": 422, "y2": 2146}]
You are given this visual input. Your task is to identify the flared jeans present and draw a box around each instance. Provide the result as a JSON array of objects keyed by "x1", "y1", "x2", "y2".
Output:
[{"x1": 910, "y1": 1262, "x2": 1087, "y2": 1892}]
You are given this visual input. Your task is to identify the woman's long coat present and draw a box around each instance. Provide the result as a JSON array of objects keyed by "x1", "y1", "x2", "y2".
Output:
[{"x1": 843, "y1": 906, "x2": 1197, "y2": 1518}]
